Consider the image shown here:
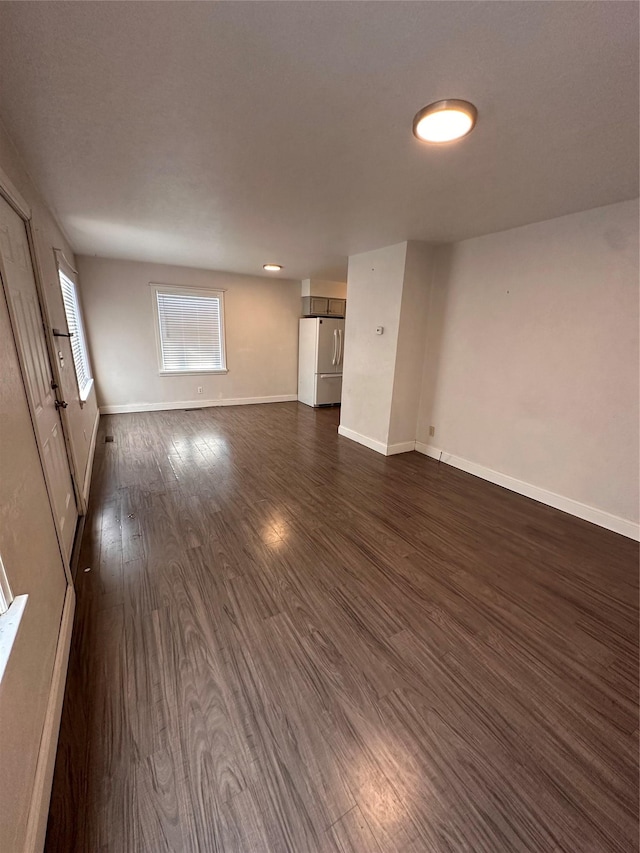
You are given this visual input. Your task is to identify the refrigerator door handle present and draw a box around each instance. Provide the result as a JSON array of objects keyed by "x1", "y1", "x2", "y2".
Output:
[
  {"x1": 332, "y1": 329, "x2": 338, "y2": 366},
  {"x1": 338, "y1": 328, "x2": 343, "y2": 365}
]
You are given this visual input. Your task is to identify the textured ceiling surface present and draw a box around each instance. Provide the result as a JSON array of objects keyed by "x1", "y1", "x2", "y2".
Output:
[{"x1": 0, "y1": 1, "x2": 637, "y2": 280}]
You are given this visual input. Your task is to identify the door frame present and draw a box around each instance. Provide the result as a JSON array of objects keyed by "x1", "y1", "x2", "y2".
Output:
[
  {"x1": 0, "y1": 166, "x2": 78, "y2": 581},
  {"x1": 29, "y1": 231, "x2": 86, "y2": 515}
]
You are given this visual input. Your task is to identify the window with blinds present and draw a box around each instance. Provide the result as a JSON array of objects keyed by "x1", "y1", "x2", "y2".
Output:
[
  {"x1": 59, "y1": 270, "x2": 93, "y2": 400},
  {"x1": 153, "y1": 286, "x2": 226, "y2": 374}
]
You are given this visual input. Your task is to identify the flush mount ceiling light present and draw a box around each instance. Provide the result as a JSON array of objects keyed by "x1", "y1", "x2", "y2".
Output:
[
  {"x1": 412, "y1": 99, "x2": 478, "y2": 143},
  {"x1": 263, "y1": 263, "x2": 283, "y2": 272}
]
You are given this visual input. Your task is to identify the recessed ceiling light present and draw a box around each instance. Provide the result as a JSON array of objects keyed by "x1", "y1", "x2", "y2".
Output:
[
  {"x1": 412, "y1": 99, "x2": 477, "y2": 143},
  {"x1": 263, "y1": 263, "x2": 283, "y2": 272}
]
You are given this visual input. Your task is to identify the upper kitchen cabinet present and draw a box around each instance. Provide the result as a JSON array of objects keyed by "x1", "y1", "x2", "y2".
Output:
[{"x1": 302, "y1": 296, "x2": 346, "y2": 318}]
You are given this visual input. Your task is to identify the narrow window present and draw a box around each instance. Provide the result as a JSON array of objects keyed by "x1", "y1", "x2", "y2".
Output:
[{"x1": 59, "y1": 270, "x2": 93, "y2": 401}]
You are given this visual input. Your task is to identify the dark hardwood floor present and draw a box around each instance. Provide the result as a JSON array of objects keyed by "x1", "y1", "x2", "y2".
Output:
[{"x1": 45, "y1": 403, "x2": 639, "y2": 853}]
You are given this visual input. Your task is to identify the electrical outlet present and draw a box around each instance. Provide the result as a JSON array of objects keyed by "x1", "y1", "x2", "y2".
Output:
[
  {"x1": 429, "y1": 425, "x2": 435, "y2": 437},
  {"x1": 197, "y1": 386, "x2": 203, "y2": 395}
]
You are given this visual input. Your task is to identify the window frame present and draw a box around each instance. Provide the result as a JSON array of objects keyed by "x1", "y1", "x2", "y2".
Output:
[
  {"x1": 0, "y1": 553, "x2": 28, "y2": 685},
  {"x1": 57, "y1": 265, "x2": 94, "y2": 404},
  {"x1": 0, "y1": 553, "x2": 13, "y2": 616},
  {"x1": 151, "y1": 283, "x2": 228, "y2": 376}
]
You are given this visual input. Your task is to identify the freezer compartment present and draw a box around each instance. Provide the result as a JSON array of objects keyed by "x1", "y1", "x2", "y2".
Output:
[{"x1": 315, "y1": 373, "x2": 342, "y2": 406}]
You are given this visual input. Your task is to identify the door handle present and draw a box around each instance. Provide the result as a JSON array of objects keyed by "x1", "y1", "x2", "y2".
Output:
[
  {"x1": 332, "y1": 329, "x2": 337, "y2": 365},
  {"x1": 338, "y1": 329, "x2": 343, "y2": 364},
  {"x1": 55, "y1": 400, "x2": 68, "y2": 410},
  {"x1": 52, "y1": 329, "x2": 74, "y2": 338}
]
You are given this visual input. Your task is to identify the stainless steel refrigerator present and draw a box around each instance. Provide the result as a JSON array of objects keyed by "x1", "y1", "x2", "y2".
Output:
[{"x1": 297, "y1": 317, "x2": 344, "y2": 406}]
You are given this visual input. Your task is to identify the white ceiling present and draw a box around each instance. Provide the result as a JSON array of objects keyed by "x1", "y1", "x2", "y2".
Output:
[{"x1": 0, "y1": 1, "x2": 637, "y2": 282}]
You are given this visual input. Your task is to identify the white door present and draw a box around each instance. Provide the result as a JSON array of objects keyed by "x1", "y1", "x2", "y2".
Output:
[
  {"x1": 317, "y1": 318, "x2": 345, "y2": 374},
  {"x1": 0, "y1": 195, "x2": 77, "y2": 558}
]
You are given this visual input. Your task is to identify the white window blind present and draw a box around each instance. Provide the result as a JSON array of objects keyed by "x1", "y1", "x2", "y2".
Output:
[
  {"x1": 154, "y1": 287, "x2": 226, "y2": 373},
  {"x1": 59, "y1": 271, "x2": 93, "y2": 400}
]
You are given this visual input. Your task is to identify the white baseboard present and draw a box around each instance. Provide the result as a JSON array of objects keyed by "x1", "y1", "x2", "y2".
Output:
[
  {"x1": 23, "y1": 583, "x2": 75, "y2": 853},
  {"x1": 386, "y1": 440, "x2": 417, "y2": 455},
  {"x1": 337, "y1": 426, "x2": 416, "y2": 457},
  {"x1": 338, "y1": 425, "x2": 388, "y2": 454},
  {"x1": 414, "y1": 442, "x2": 639, "y2": 541},
  {"x1": 82, "y1": 409, "x2": 100, "y2": 504},
  {"x1": 415, "y1": 442, "x2": 444, "y2": 461},
  {"x1": 100, "y1": 394, "x2": 298, "y2": 415}
]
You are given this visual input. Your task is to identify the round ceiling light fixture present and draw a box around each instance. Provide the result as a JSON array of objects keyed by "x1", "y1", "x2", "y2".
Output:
[
  {"x1": 263, "y1": 263, "x2": 283, "y2": 272},
  {"x1": 412, "y1": 99, "x2": 477, "y2": 143}
]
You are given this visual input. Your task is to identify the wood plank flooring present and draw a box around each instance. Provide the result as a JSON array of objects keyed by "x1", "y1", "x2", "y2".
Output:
[{"x1": 45, "y1": 403, "x2": 639, "y2": 853}]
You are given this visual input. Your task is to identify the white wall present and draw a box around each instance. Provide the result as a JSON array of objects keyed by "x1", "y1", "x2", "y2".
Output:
[
  {"x1": 301, "y1": 279, "x2": 347, "y2": 299},
  {"x1": 339, "y1": 242, "x2": 407, "y2": 449},
  {"x1": 77, "y1": 256, "x2": 302, "y2": 412},
  {"x1": 388, "y1": 242, "x2": 433, "y2": 447},
  {"x1": 340, "y1": 241, "x2": 433, "y2": 453},
  {"x1": 417, "y1": 199, "x2": 639, "y2": 529}
]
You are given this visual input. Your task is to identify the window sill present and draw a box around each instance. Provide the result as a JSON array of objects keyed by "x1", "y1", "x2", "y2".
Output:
[
  {"x1": 0, "y1": 594, "x2": 28, "y2": 684},
  {"x1": 79, "y1": 377, "x2": 94, "y2": 406},
  {"x1": 158, "y1": 369, "x2": 229, "y2": 376}
]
